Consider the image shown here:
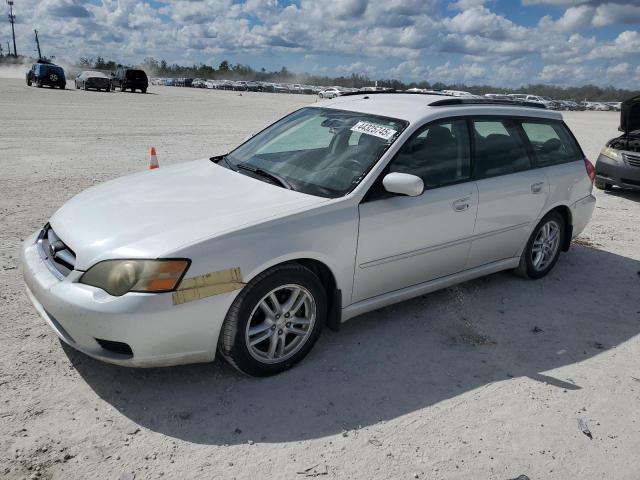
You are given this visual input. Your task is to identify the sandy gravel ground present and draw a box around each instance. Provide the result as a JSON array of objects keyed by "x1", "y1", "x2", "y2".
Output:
[{"x1": 1, "y1": 78, "x2": 639, "y2": 480}]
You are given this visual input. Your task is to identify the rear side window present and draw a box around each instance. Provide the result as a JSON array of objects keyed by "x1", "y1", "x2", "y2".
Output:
[
  {"x1": 520, "y1": 121, "x2": 580, "y2": 167},
  {"x1": 390, "y1": 119, "x2": 471, "y2": 189},
  {"x1": 472, "y1": 120, "x2": 531, "y2": 179}
]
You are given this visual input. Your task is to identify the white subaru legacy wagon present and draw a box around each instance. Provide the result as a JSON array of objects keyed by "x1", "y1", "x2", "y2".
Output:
[{"x1": 23, "y1": 94, "x2": 596, "y2": 376}]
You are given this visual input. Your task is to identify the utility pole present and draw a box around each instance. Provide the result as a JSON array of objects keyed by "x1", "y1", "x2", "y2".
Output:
[
  {"x1": 34, "y1": 29, "x2": 41, "y2": 59},
  {"x1": 7, "y1": 1, "x2": 16, "y2": 57}
]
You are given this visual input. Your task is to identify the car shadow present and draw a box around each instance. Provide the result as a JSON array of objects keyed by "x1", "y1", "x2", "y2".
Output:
[
  {"x1": 67, "y1": 245, "x2": 640, "y2": 445},
  {"x1": 601, "y1": 188, "x2": 640, "y2": 201}
]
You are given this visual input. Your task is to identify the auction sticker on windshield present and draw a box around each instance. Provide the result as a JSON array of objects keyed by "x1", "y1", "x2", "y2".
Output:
[{"x1": 350, "y1": 121, "x2": 397, "y2": 141}]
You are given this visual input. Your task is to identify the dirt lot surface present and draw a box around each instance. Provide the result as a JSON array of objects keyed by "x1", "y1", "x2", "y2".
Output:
[{"x1": 1, "y1": 78, "x2": 639, "y2": 480}]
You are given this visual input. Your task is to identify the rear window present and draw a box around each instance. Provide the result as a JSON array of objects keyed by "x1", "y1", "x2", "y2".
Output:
[
  {"x1": 126, "y1": 70, "x2": 147, "y2": 80},
  {"x1": 520, "y1": 121, "x2": 580, "y2": 167}
]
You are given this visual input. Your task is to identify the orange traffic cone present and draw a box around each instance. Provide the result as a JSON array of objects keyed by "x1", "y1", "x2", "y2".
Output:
[{"x1": 149, "y1": 147, "x2": 159, "y2": 169}]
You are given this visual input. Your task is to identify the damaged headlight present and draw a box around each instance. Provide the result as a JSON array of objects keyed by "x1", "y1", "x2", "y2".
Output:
[
  {"x1": 80, "y1": 259, "x2": 190, "y2": 296},
  {"x1": 600, "y1": 146, "x2": 620, "y2": 162}
]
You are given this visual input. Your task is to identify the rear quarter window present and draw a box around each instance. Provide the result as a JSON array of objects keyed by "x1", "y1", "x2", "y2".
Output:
[{"x1": 520, "y1": 121, "x2": 581, "y2": 167}]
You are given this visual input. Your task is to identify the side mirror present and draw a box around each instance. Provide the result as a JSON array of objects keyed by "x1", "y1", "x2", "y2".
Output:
[{"x1": 382, "y1": 172, "x2": 424, "y2": 197}]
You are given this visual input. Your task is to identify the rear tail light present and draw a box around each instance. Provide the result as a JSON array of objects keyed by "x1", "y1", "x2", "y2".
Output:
[{"x1": 584, "y1": 158, "x2": 596, "y2": 183}]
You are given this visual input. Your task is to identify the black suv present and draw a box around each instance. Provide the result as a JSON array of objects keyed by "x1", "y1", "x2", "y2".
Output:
[
  {"x1": 26, "y1": 61, "x2": 66, "y2": 89},
  {"x1": 111, "y1": 67, "x2": 148, "y2": 93}
]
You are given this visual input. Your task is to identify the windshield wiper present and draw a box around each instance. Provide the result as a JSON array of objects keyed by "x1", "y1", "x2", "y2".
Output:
[{"x1": 236, "y1": 162, "x2": 294, "y2": 190}]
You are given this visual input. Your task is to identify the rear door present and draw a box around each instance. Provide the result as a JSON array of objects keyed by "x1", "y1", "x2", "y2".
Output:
[{"x1": 466, "y1": 118, "x2": 548, "y2": 269}]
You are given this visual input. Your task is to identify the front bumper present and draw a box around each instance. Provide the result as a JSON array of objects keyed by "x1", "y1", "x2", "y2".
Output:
[
  {"x1": 22, "y1": 232, "x2": 238, "y2": 367},
  {"x1": 595, "y1": 153, "x2": 640, "y2": 189}
]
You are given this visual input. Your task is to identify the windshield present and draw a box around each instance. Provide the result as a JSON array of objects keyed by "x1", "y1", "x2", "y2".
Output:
[{"x1": 225, "y1": 107, "x2": 407, "y2": 198}]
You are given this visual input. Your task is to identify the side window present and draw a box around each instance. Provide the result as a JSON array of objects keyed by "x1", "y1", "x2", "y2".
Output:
[
  {"x1": 389, "y1": 120, "x2": 471, "y2": 189},
  {"x1": 520, "y1": 121, "x2": 580, "y2": 167},
  {"x1": 472, "y1": 119, "x2": 531, "y2": 178}
]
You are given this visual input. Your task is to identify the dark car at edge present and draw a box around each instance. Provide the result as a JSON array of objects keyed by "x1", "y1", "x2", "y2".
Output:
[{"x1": 595, "y1": 95, "x2": 640, "y2": 191}]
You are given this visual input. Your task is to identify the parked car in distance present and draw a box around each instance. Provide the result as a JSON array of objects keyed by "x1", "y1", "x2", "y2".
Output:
[
  {"x1": 232, "y1": 81, "x2": 248, "y2": 91},
  {"x1": 595, "y1": 95, "x2": 640, "y2": 191},
  {"x1": 606, "y1": 102, "x2": 622, "y2": 111},
  {"x1": 318, "y1": 86, "x2": 346, "y2": 99},
  {"x1": 484, "y1": 93, "x2": 512, "y2": 100},
  {"x1": 192, "y1": 78, "x2": 206, "y2": 88},
  {"x1": 111, "y1": 67, "x2": 148, "y2": 93},
  {"x1": 441, "y1": 89, "x2": 474, "y2": 97},
  {"x1": 26, "y1": 62, "x2": 66, "y2": 89},
  {"x1": 23, "y1": 93, "x2": 596, "y2": 376},
  {"x1": 245, "y1": 81, "x2": 263, "y2": 92},
  {"x1": 75, "y1": 71, "x2": 111, "y2": 91},
  {"x1": 269, "y1": 83, "x2": 286, "y2": 93}
]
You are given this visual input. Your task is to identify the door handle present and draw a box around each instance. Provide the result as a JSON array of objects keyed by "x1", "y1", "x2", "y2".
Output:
[
  {"x1": 531, "y1": 182, "x2": 545, "y2": 194},
  {"x1": 452, "y1": 197, "x2": 471, "y2": 212}
]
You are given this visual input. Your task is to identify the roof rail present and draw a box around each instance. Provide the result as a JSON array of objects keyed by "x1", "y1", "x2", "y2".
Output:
[
  {"x1": 428, "y1": 98, "x2": 547, "y2": 109},
  {"x1": 338, "y1": 89, "x2": 453, "y2": 98}
]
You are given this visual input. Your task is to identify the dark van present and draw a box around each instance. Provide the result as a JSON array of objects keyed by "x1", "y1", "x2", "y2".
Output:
[
  {"x1": 111, "y1": 67, "x2": 149, "y2": 93},
  {"x1": 26, "y1": 62, "x2": 66, "y2": 89}
]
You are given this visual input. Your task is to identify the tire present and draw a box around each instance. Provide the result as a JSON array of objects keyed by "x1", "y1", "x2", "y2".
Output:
[
  {"x1": 142, "y1": 88, "x2": 147, "y2": 94},
  {"x1": 83, "y1": 82, "x2": 88, "y2": 91},
  {"x1": 219, "y1": 263, "x2": 326, "y2": 377},
  {"x1": 595, "y1": 179, "x2": 612, "y2": 191},
  {"x1": 515, "y1": 211, "x2": 565, "y2": 279},
  {"x1": 27, "y1": 79, "x2": 32, "y2": 86}
]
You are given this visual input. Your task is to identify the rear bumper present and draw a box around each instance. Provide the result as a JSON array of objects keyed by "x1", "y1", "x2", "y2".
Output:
[
  {"x1": 595, "y1": 154, "x2": 640, "y2": 189},
  {"x1": 22, "y1": 231, "x2": 238, "y2": 367}
]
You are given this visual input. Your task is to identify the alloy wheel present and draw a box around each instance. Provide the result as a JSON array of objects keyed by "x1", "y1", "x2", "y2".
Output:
[
  {"x1": 531, "y1": 220, "x2": 560, "y2": 271},
  {"x1": 245, "y1": 284, "x2": 316, "y2": 364}
]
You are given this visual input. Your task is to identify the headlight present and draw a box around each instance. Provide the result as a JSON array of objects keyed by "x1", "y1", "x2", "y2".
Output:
[
  {"x1": 80, "y1": 259, "x2": 190, "y2": 296},
  {"x1": 600, "y1": 146, "x2": 620, "y2": 162}
]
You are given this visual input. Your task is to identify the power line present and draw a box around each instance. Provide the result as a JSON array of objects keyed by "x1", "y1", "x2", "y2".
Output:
[{"x1": 7, "y1": 0, "x2": 16, "y2": 57}]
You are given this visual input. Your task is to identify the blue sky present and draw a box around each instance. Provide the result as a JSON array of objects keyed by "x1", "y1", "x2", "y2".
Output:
[{"x1": 2, "y1": 0, "x2": 639, "y2": 88}]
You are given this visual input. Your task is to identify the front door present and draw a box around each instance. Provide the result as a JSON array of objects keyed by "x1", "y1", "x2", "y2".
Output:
[{"x1": 353, "y1": 119, "x2": 478, "y2": 303}]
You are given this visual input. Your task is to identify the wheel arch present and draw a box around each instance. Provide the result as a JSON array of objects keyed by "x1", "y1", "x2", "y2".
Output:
[
  {"x1": 544, "y1": 204, "x2": 573, "y2": 251},
  {"x1": 246, "y1": 257, "x2": 342, "y2": 332}
]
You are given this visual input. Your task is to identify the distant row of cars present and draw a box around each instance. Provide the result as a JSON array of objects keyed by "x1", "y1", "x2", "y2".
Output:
[
  {"x1": 152, "y1": 77, "x2": 327, "y2": 95},
  {"x1": 26, "y1": 61, "x2": 149, "y2": 93},
  {"x1": 25, "y1": 62, "x2": 624, "y2": 111}
]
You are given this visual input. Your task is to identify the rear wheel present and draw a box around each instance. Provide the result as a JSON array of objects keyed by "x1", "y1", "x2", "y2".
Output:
[
  {"x1": 142, "y1": 88, "x2": 147, "y2": 94},
  {"x1": 219, "y1": 264, "x2": 326, "y2": 377},
  {"x1": 516, "y1": 211, "x2": 565, "y2": 279}
]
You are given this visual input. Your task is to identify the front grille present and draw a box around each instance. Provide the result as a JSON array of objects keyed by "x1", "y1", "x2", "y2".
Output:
[
  {"x1": 37, "y1": 225, "x2": 76, "y2": 279},
  {"x1": 623, "y1": 152, "x2": 640, "y2": 167}
]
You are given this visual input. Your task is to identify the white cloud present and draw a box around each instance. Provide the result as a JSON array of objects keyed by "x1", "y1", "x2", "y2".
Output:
[
  {"x1": 608, "y1": 62, "x2": 629, "y2": 75},
  {"x1": 0, "y1": 0, "x2": 638, "y2": 88}
]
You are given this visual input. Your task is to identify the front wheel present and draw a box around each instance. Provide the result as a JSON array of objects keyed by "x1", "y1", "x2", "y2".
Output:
[
  {"x1": 219, "y1": 264, "x2": 326, "y2": 377},
  {"x1": 516, "y1": 211, "x2": 565, "y2": 279}
]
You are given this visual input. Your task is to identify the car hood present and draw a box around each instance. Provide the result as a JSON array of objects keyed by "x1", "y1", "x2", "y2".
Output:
[
  {"x1": 620, "y1": 95, "x2": 640, "y2": 134},
  {"x1": 49, "y1": 159, "x2": 328, "y2": 270}
]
